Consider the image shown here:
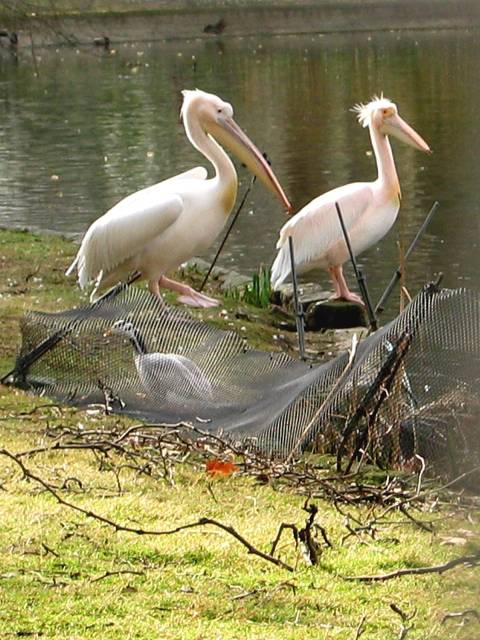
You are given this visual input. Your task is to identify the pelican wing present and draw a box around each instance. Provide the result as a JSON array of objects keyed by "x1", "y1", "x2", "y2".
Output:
[
  {"x1": 271, "y1": 182, "x2": 373, "y2": 288},
  {"x1": 67, "y1": 167, "x2": 208, "y2": 288}
]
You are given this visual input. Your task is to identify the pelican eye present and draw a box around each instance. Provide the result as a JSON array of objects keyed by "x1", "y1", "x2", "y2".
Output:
[{"x1": 217, "y1": 108, "x2": 223, "y2": 114}]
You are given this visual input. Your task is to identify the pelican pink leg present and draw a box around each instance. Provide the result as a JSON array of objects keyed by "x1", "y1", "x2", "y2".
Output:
[
  {"x1": 328, "y1": 266, "x2": 364, "y2": 305},
  {"x1": 271, "y1": 95, "x2": 431, "y2": 307}
]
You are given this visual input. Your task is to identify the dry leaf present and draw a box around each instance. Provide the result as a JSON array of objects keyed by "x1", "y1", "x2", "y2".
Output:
[{"x1": 205, "y1": 459, "x2": 238, "y2": 476}]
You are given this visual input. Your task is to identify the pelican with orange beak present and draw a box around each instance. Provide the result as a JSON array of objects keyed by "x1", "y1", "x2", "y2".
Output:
[
  {"x1": 67, "y1": 89, "x2": 291, "y2": 307},
  {"x1": 271, "y1": 96, "x2": 431, "y2": 304}
]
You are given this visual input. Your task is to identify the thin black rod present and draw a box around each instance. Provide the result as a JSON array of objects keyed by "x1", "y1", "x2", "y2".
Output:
[
  {"x1": 288, "y1": 235, "x2": 306, "y2": 360},
  {"x1": 1, "y1": 271, "x2": 141, "y2": 385},
  {"x1": 199, "y1": 176, "x2": 256, "y2": 292},
  {"x1": 375, "y1": 201, "x2": 440, "y2": 315},
  {"x1": 335, "y1": 201, "x2": 378, "y2": 332}
]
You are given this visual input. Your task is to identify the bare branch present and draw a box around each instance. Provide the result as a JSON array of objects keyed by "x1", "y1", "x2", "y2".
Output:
[
  {"x1": 90, "y1": 569, "x2": 145, "y2": 583},
  {"x1": 270, "y1": 523, "x2": 298, "y2": 558},
  {"x1": 390, "y1": 602, "x2": 416, "y2": 639},
  {"x1": 344, "y1": 551, "x2": 480, "y2": 582},
  {"x1": 353, "y1": 614, "x2": 366, "y2": 639},
  {"x1": 0, "y1": 447, "x2": 293, "y2": 573},
  {"x1": 441, "y1": 609, "x2": 479, "y2": 624}
]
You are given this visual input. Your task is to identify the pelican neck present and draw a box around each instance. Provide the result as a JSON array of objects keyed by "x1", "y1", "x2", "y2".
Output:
[
  {"x1": 184, "y1": 114, "x2": 238, "y2": 192},
  {"x1": 369, "y1": 124, "x2": 401, "y2": 197},
  {"x1": 129, "y1": 330, "x2": 147, "y2": 356}
]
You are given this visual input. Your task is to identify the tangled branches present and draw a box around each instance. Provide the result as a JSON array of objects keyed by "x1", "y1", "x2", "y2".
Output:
[{"x1": 1, "y1": 405, "x2": 479, "y2": 582}]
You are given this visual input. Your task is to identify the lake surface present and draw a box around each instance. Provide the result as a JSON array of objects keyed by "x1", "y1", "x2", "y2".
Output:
[{"x1": 1, "y1": 28, "x2": 479, "y2": 312}]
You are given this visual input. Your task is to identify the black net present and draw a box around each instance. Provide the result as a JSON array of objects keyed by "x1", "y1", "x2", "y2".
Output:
[{"x1": 11, "y1": 284, "x2": 480, "y2": 478}]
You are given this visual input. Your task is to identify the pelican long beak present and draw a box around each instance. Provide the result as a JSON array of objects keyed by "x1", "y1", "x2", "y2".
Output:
[
  {"x1": 209, "y1": 116, "x2": 292, "y2": 212},
  {"x1": 385, "y1": 114, "x2": 431, "y2": 154}
]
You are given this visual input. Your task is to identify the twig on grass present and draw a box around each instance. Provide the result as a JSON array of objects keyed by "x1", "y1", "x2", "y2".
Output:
[
  {"x1": 197, "y1": 518, "x2": 294, "y2": 571},
  {"x1": 270, "y1": 523, "x2": 298, "y2": 560},
  {"x1": 344, "y1": 551, "x2": 480, "y2": 582},
  {"x1": 299, "y1": 502, "x2": 323, "y2": 565},
  {"x1": 41, "y1": 543, "x2": 60, "y2": 557},
  {"x1": 7, "y1": 403, "x2": 470, "y2": 546},
  {"x1": 441, "y1": 609, "x2": 480, "y2": 624},
  {"x1": 0, "y1": 447, "x2": 294, "y2": 573},
  {"x1": 270, "y1": 501, "x2": 329, "y2": 567},
  {"x1": 90, "y1": 569, "x2": 145, "y2": 583},
  {"x1": 353, "y1": 614, "x2": 366, "y2": 639},
  {"x1": 390, "y1": 603, "x2": 416, "y2": 639},
  {"x1": 231, "y1": 580, "x2": 296, "y2": 602},
  {"x1": 399, "y1": 503, "x2": 433, "y2": 532}
]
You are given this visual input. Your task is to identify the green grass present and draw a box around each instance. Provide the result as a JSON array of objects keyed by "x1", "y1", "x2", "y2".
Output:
[
  {"x1": 1, "y1": 393, "x2": 479, "y2": 640},
  {"x1": 225, "y1": 266, "x2": 272, "y2": 309},
  {"x1": 0, "y1": 228, "x2": 479, "y2": 640},
  {"x1": 241, "y1": 266, "x2": 272, "y2": 308}
]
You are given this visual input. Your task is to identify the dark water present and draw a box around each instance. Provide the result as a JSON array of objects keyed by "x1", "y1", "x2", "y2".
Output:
[{"x1": 1, "y1": 29, "x2": 479, "y2": 309}]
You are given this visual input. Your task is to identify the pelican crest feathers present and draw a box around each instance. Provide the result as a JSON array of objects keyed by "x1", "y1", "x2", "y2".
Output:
[
  {"x1": 352, "y1": 94, "x2": 394, "y2": 128},
  {"x1": 180, "y1": 88, "x2": 210, "y2": 120}
]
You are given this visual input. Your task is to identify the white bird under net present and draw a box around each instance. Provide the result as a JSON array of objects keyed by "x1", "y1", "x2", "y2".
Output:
[{"x1": 9, "y1": 282, "x2": 480, "y2": 479}]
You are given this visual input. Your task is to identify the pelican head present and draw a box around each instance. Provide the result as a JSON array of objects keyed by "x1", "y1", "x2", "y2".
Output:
[
  {"x1": 104, "y1": 319, "x2": 147, "y2": 354},
  {"x1": 181, "y1": 89, "x2": 292, "y2": 212},
  {"x1": 353, "y1": 96, "x2": 431, "y2": 154}
]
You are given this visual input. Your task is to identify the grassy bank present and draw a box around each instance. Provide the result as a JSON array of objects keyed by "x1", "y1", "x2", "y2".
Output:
[{"x1": 0, "y1": 228, "x2": 479, "y2": 640}]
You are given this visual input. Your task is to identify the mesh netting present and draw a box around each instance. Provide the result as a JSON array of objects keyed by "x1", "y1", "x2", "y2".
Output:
[{"x1": 11, "y1": 284, "x2": 480, "y2": 476}]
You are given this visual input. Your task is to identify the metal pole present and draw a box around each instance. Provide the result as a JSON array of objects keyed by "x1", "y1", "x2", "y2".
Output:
[
  {"x1": 335, "y1": 201, "x2": 378, "y2": 332},
  {"x1": 288, "y1": 235, "x2": 306, "y2": 360},
  {"x1": 199, "y1": 176, "x2": 256, "y2": 292},
  {"x1": 375, "y1": 201, "x2": 439, "y2": 315}
]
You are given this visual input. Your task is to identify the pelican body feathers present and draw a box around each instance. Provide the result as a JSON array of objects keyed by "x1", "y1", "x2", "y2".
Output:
[
  {"x1": 271, "y1": 97, "x2": 430, "y2": 303},
  {"x1": 67, "y1": 89, "x2": 290, "y2": 307}
]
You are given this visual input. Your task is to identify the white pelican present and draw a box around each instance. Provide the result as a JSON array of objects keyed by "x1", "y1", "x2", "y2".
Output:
[
  {"x1": 271, "y1": 96, "x2": 431, "y2": 304},
  {"x1": 105, "y1": 320, "x2": 213, "y2": 401},
  {"x1": 67, "y1": 89, "x2": 291, "y2": 307}
]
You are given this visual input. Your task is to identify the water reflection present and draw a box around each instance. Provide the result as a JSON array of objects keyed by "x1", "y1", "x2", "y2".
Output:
[{"x1": 0, "y1": 29, "x2": 479, "y2": 312}]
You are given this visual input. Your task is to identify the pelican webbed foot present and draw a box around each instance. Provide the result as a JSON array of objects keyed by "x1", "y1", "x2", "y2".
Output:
[
  {"x1": 177, "y1": 292, "x2": 219, "y2": 308},
  {"x1": 328, "y1": 265, "x2": 365, "y2": 306},
  {"x1": 159, "y1": 275, "x2": 219, "y2": 308},
  {"x1": 329, "y1": 291, "x2": 365, "y2": 306}
]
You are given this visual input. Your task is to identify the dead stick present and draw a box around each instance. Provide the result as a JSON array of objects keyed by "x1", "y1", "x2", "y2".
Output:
[
  {"x1": 441, "y1": 609, "x2": 479, "y2": 624},
  {"x1": 0, "y1": 447, "x2": 293, "y2": 572},
  {"x1": 90, "y1": 569, "x2": 145, "y2": 583},
  {"x1": 336, "y1": 331, "x2": 411, "y2": 473},
  {"x1": 344, "y1": 551, "x2": 480, "y2": 582},
  {"x1": 353, "y1": 614, "x2": 367, "y2": 639}
]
